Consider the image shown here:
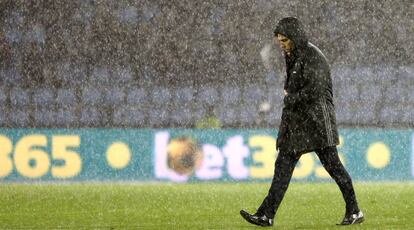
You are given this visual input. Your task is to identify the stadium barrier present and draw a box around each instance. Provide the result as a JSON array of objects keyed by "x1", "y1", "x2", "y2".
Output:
[{"x1": 0, "y1": 128, "x2": 413, "y2": 182}]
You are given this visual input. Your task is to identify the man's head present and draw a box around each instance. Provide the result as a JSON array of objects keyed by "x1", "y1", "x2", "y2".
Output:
[
  {"x1": 276, "y1": 34, "x2": 294, "y2": 55},
  {"x1": 274, "y1": 17, "x2": 308, "y2": 54}
]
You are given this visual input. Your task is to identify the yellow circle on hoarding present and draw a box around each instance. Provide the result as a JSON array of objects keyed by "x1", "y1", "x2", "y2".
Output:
[
  {"x1": 106, "y1": 142, "x2": 131, "y2": 169},
  {"x1": 366, "y1": 142, "x2": 390, "y2": 169}
]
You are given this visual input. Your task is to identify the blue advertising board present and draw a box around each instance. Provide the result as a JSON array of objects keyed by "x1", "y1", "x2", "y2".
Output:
[{"x1": 0, "y1": 128, "x2": 413, "y2": 182}]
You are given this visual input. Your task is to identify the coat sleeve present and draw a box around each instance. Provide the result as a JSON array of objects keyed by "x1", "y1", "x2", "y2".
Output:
[{"x1": 283, "y1": 58, "x2": 324, "y2": 108}]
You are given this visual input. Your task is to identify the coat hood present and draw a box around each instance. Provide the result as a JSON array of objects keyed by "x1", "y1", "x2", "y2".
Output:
[{"x1": 274, "y1": 17, "x2": 308, "y2": 49}]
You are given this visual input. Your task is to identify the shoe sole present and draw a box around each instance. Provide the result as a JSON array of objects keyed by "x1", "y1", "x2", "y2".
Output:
[
  {"x1": 352, "y1": 217, "x2": 365, "y2": 225},
  {"x1": 337, "y1": 216, "x2": 365, "y2": 226}
]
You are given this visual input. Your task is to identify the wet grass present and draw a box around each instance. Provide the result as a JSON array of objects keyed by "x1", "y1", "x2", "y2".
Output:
[{"x1": 0, "y1": 182, "x2": 413, "y2": 229}]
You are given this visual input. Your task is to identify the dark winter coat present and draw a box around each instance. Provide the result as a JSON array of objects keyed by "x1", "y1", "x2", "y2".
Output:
[{"x1": 274, "y1": 17, "x2": 339, "y2": 154}]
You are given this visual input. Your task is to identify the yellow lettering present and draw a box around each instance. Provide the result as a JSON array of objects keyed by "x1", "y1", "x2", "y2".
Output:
[
  {"x1": 249, "y1": 135, "x2": 276, "y2": 178},
  {"x1": 52, "y1": 136, "x2": 82, "y2": 178},
  {"x1": 14, "y1": 135, "x2": 50, "y2": 178},
  {"x1": 0, "y1": 135, "x2": 13, "y2": 177}
]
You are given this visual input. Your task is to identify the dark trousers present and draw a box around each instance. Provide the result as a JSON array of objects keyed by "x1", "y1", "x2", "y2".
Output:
[{"x1": 257, "y1": 146, "x2": 360, "y2": 219}]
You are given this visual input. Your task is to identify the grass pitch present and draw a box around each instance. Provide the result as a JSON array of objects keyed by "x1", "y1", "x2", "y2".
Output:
[{"x1": 0, "y1": 182, "x2": 413, "y2": 229}]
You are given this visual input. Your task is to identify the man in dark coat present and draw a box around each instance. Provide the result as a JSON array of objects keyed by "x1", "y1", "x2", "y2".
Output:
[{"x1": 240, "y1": 17, "x2": 364, "y2": 227}]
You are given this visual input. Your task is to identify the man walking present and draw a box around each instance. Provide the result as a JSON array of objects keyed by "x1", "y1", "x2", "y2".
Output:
[{"x1": 240, "y1": 17, "x2": 364, "y2": 227}]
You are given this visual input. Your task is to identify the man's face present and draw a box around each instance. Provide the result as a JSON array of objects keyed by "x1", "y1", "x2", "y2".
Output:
[{"x1": 276, "y1": 34, "x2": 294, "y2": 54}]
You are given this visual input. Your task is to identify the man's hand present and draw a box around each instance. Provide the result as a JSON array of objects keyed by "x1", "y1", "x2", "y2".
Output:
[{"x1": 284, "y1": 90, "x2": 288, "y2": 96}]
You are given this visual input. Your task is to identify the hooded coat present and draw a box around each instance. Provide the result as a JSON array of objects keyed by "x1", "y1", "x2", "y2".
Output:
[{"x1": 274, "y1": 17, "x2": 339, "y2": 154}]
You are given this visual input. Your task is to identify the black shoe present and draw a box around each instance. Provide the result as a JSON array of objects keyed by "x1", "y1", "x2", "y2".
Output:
[
  {"x1": 338, "y1": 211, "x2": 364, "y2": 225},
  {"x1": 240, "y1": 210, "x2": 273, "y2": 227}
]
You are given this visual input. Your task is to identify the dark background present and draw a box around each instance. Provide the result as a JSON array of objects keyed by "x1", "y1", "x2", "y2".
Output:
[{"x1": 0, "y1": 0, "x2": 413, "y2": 128}]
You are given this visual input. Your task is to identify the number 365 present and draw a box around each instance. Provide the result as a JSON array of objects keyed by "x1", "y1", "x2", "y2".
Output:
[{"x1": 0, "y1": 135, "x2": 81, "y2": 179}]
